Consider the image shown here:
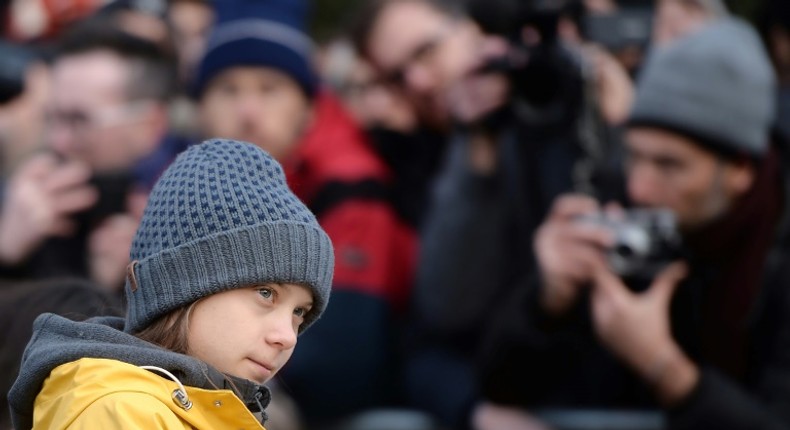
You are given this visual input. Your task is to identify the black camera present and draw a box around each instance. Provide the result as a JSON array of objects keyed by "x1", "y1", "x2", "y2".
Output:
[
  {"x1": 577, "y1": 209, "x2": 682, "y2": 284},
  {"x1": 73, "y1": 171, "x2": 135, "y2": 230},
  {"x1": 468, "y1": 0, "x2": 586, "y2": 113}
]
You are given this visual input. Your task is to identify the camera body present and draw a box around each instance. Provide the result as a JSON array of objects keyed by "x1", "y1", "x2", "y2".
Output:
[
  {"x1": 583, "y1": 7, "x2": 653, "y2": 53},
  {"x1": 74, "y1": 171, "x2": 134, "y2": 230},
  {"x1": 468, "y1": 0, "x2": 586, "y2": 111},
  {"x1": 577, "y1": 209, "x2": 682, "y2": 284}
]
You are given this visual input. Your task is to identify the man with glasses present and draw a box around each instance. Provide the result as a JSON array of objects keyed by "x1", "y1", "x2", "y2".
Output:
[
  {"x1": 354, "y1": 1, "x2": 628, "y2": 428},
  {"x1": 355, "y1": 0, "x2": 510, "y2": 131},
  {"x1": 0, "y1": 21, "x2": 182, "y2": 291}
]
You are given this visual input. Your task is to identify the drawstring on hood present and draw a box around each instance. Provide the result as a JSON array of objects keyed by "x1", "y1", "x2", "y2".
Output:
[
  {"x1": 140, "y1": 366, "x2": 194, "y2": 411},
  {"x1": 253, "y1": 387, "x2": 271, "y2": 423}
]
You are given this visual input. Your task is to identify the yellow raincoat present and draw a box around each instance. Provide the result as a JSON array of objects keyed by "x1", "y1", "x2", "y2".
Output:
[{"x1": 32, "y1": 357, "x2": 266, "y2": 430}]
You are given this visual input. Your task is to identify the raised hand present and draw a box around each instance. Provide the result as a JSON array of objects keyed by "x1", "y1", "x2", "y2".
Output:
[
  {"x1": 590, "y1": 261, "x2": 698, "y2": 405},
  {"x1": 534, "y1": 194, "x2": 613, "y2": 317},
  {"x1": 0, "y1": 153, "x2": 97, "y2": 265}
]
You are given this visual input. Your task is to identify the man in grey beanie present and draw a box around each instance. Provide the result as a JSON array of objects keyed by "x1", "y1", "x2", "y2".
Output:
[
  {"x1": 476, "y1": 18, "x2": 790, "y2": 430},
  {"x1": 8, "y1": 138, "x2": 334, "y2": 429}
]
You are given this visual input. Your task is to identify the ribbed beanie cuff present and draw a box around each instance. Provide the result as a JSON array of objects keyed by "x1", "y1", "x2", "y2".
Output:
[
  {"x1": 123, "y1": 139, "x2": 334, "y2": 335},
  {"x1": 125, "y1": 221, "x2": 333, "y2": 334}
]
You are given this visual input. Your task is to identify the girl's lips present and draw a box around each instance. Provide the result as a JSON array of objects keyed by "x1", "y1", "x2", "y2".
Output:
[{"x1": 247, "y1": 358, "x2": 274, "y2": 381}]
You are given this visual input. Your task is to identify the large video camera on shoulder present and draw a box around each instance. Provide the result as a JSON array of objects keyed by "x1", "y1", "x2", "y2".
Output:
[
  {"x1": 469, "y1": 0, "x2": 587, "y2": 128},
  {"x1": 468, "y1": 0, "x2": 625, "y2": 199}
]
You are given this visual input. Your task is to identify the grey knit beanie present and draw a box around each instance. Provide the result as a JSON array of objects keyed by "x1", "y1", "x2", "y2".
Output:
[
  {"x1": 628, "y1": 18, "x2": 776, "y2": 157},
  {"x1": 124, "y1": 139, "x2": 333, "y2": 334}
]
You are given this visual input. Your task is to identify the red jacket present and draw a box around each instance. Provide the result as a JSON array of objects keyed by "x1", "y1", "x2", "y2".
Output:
[{"x1": 281, "y1": 91, "x2": 416, "y2": 310}]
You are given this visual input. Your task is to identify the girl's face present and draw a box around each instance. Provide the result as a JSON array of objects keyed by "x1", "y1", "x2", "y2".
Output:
[{"x1": 186, "y1": 283, "x2": 313, "y2": 384}]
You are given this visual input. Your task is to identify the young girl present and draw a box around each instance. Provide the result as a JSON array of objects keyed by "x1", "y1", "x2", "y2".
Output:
[{"x1": 8, "y1": 139, "x2": 334, "y2": 429}]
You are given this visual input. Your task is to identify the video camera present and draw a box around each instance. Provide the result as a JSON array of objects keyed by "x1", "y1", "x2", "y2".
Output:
[
  {"x1": 469, "y1": 0, "x2": 586, "y2": 120},
  {"x1": 470, "y1": 0, "x2": 653, "y2": 109}
]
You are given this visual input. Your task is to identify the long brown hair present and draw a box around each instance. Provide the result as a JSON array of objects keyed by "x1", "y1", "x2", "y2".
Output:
[
  {"x1": 134, "y1": 300, "x2": 201, "y2": 354},
  {"x1": 134, "y1": 298, "x2": 246, "y2": 398}
]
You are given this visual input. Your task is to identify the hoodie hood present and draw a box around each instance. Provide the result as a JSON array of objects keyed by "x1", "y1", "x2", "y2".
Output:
[{"x1": 8, "y1": 313, "x2": 270, "y2": 430}]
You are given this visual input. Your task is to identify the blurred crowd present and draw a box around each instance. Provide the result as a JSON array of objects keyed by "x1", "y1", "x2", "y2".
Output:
[{"x1": 3, "y1": 0, "x2": 790, "y2": 429}]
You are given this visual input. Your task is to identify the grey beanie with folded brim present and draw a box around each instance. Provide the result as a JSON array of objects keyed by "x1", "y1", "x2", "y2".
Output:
[
  {"x1": 628, "y1": 18, "x2": 776, "y2": 157},
  {"x1": 124, "y1": 139, "x2": 334, "y2": 334}
]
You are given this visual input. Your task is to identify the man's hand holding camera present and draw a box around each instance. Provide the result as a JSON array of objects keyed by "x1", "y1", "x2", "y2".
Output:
[
  {"x1": 0, "y1": 153, "x2": 97, "y2": 265},
  {"x1": 590, "y1": 259, "x2": 698, "y2": 405},
  {"x1": 535, "y1": 194, "x2": 614, "y2": 316},
  {"x1": 535, "y1": 194, "x2": 698, "y2": 405},
  {"x1": 0, "y1": 153, "x2": 142, "y2": 292}
]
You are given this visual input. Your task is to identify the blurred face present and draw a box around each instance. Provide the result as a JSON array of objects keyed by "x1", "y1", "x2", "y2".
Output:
[
  {"x1": 48, "y1": 51, "x2": 162, "y2": 172},
  {"x1": 187, "y1": 283, "x2": 313, "y2": 384},
  {"x1": 625, "y1": 128, "x2": 754, "y2": 231},
  {"x1": 199, "y1": 67, "x2": 312, "y2": 162},
  {"x1": 366, "y1": 1, "x2": 485, "y2": 128},
  {"x1": 341, "y1": 60, "x2": 417, "y2": 132}
]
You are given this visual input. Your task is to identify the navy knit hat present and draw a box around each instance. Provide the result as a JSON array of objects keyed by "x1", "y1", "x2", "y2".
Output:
[
  {"x1": 627, "y1": 18, "x2": 776, "y2": 158},
  {"x1": 124, "y1": 139, "x2": 334, "y2": 334},
  {"x1": 191, "y1": 0, "x2": 317, "y2": 99}
]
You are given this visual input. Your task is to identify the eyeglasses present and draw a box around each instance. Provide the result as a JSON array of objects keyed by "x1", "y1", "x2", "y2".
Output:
[
  {"x1": 382, "y1": 22, "x2": 457, "y2": 87},
  {"x1": 47, "y1": 100, "x2": 157, "y2": 134}
]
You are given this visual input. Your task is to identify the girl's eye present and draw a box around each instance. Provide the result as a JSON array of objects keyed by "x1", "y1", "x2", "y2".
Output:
[
  {"x1": 258, "y1": 288, "x2": 273, "y2": 300},
  {"x1": 294, "y1": 307, "x2": 306, "y2": 318}
]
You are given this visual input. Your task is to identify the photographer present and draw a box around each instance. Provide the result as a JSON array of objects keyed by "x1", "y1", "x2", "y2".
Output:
[
  {"x1": 479, "y1": 18, "x2": 790, "y2": 430},
  {"x1": 354, "y1": 0, "x2": 631, "y2": 428},
  {"x1": 0, "y1": 22, "x2": 182, "y2": 291}
]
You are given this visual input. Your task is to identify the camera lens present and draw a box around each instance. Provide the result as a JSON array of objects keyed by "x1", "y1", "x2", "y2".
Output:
[{"x1": 614, "y1": 243, "x2": 635, "y2": 258}]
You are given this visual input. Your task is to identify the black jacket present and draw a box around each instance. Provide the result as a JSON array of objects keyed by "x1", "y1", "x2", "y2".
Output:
[{"x1": 479, "y1": 141, "x2": 790, "y2": 430}]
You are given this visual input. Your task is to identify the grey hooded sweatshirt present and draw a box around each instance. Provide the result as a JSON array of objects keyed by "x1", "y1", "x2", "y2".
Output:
[{"x1": 8, "y1": 313, "x2": 271, "y2": 430}]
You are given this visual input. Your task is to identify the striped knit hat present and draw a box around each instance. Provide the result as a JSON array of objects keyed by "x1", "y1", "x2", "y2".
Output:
[{"x1": 191, "y1": 0, "x2": 317, "y2": 98}]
